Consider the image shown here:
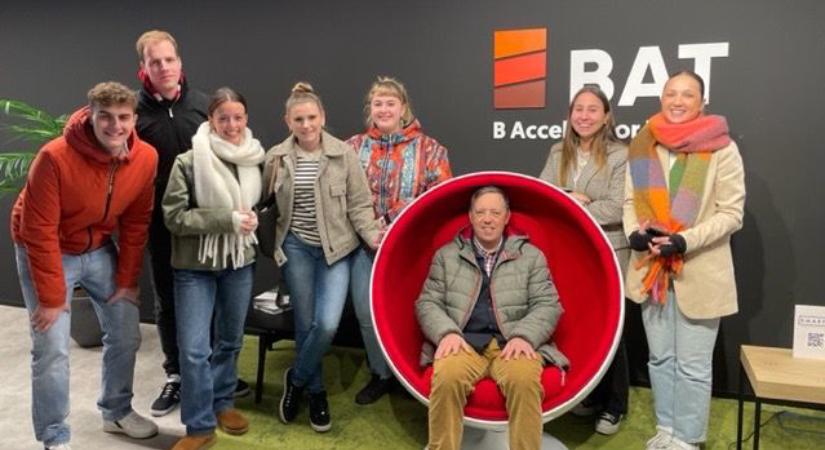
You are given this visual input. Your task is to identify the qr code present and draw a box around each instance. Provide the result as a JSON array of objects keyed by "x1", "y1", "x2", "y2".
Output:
[{"x1": 807, "y1": 332, "x2": 824, "y2": 348}]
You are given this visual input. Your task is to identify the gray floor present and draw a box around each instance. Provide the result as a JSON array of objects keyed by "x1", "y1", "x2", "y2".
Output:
[{"x1": 0, "y1": 304, "x2": 186, "y2": 449}]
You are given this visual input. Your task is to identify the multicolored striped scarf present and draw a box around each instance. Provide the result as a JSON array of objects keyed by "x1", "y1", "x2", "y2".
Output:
[{"x1": 629, "y1": 112, "x2": 731, "y2": 302}]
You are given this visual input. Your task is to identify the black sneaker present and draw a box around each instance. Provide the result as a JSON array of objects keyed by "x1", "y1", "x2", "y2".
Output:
[
  {"x1": 308, "y1": 391, "x2": 331, "y2": 432},
  {"x1": 235, "y1": 378, "x2": 250, "y2": 398},
  {"x1": 150, "y1": 378, "x2": 181, "y2": 417},
  {"x1": 279, "y1": 368, "x2": 303, "y2": 424},
  {"x1": 355, "y1": 375, "x2": 393, "y2": 405}
]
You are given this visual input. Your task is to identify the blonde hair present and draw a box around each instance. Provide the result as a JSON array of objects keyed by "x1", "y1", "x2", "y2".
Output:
[
  {"x1": 135, "y1": 30, "x2": 179, "y2": 62},
  {"x1": 363, "y1": 76, "x2": 414, "y2": 128},
  {"x1": 558, "y1": 86, "x2": 621, "y2": 184},
  {"x1": 285, "y1": 81, "x2": 324, "y2": 116},
  {"x1": 87, "y1": 81, "x2": 138, "y2": 111}
]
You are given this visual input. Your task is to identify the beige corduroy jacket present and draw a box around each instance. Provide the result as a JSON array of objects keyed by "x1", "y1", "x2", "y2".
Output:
[{"x1": 622, "y1": 141, "x2": 745, "y2": 319}]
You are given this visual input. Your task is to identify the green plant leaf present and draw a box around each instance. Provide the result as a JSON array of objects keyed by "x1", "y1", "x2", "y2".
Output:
[
  {"x1": 1, "y1": 99, "x2": 57, "y2": 121},
  {"x1": 0, "y1": 99, "x2": 66, "y2": 196},
  {"x1": 5, "y1": 125, "x2": 61, "y2": 142},
  {"x1": 0, "y1": 152, "x2": 35, "y2": 191},
  {"x1": 1, "y1": 99, "x2": 64, "y2": 142}
]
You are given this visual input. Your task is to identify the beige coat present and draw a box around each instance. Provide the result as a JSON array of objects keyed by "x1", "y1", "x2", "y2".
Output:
[
  {"x1": 622, "y1": 141, "x2": 745, "y2": 319},
  {"x1": 262, "y1": 131, "x2": 379, "y2": 266},
  {"x1": 539, "y1": 141, "x2": 630, "y2": 276}
]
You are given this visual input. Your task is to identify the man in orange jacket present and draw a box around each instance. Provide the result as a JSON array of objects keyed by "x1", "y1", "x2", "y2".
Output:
[{"x1": 11, "y1": 81, "x2": 159, "y2": 450}]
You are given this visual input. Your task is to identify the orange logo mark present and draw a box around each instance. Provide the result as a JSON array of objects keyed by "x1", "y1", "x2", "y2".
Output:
[{"x1": 494, "y1": 28, "x2": 547, "y2": 109}]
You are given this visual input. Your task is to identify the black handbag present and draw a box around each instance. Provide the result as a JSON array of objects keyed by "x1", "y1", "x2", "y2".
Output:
[{"x1": 255, "y1": 193, "x2": 278, "y2": 259}]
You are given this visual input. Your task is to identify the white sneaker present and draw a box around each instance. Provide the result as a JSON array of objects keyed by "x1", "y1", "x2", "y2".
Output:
[
  {"x1": 46, "y1": 444, "x2": 71, "y2": 450},
  {"x1": 103, "y1": 410, "x2": 159, "y2": 439},
  {"x1": 668, "y1": 436, "x2": 700, "y2": 450},
  {"x1": 595, "y1": 411, "x2": 622, "y2": 435},
  {"x1": 646, "y1": 426, "x2": 673, "y2": 450}
]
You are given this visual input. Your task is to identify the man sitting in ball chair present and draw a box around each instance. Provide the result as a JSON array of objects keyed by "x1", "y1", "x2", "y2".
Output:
[{"x1": 416, "y1": 185, "x2": 567, "y2": 450}]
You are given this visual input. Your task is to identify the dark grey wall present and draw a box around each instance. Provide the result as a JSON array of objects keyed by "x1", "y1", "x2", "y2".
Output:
[{"x1": 1, "y1": 0, "x2": 823, "y2": 394}]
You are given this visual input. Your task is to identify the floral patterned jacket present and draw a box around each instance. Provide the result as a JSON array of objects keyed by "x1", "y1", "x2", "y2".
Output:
[{"x1": 346, "y1": 119, "x2": 452, "y2": 222}]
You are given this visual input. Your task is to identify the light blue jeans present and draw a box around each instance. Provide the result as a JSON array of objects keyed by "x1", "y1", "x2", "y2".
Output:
[
  {"x1": 282, "y1": 232, "x2": 350, "y2": 393},
  {"x1": 174, "y1": 264, "x2": 253, "y2": 435},
  {"x1": 641, "y1": 289, "x2": 720, "y2": 444},
  {"x1": 16, "y1": 243, "x2": 141, "y2": 448},
  {"x1": 349, "y1": 245, "x2": 392, "y2": 379}
]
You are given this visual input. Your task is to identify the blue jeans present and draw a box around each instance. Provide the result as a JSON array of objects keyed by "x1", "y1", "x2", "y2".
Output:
[
  {"x1": 349, "y1": 245, "x2": 391, "y2": 379},
  {"x1": 282, "y1": 232, "x2": 350, "y2": 393},
  {"x1": 174, "y1": 264, "x2": 254, "y2": 435},
  {"x1": 641, "y1": 289, "x2": 720, "y2": 444},
  {"x1": 16, "y1": 243, "x2": 141, "y2": 447}
]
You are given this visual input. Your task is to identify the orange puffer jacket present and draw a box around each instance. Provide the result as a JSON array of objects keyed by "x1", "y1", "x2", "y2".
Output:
[{"x1": 10, "y1": 107, "x2": 158, "y2": 307}]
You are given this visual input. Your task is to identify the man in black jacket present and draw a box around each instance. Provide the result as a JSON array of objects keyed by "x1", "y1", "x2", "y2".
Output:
[{"x1": 134, "y1": 29, "x2": 209, "y2": 417}]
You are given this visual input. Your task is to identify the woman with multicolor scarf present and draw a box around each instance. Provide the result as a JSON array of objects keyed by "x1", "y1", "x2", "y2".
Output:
[{"x1": 623, "y1": 71, "x2": 745, "y2": 450}]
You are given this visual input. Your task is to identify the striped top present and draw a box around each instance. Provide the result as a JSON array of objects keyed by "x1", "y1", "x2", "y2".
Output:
[{"x1": 289, "y1": 151, "x2": 321, "y2": 246}]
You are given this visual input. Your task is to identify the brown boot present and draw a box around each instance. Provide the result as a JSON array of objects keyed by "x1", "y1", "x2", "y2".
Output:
[
  {"x1": 217, "y1": 408, "x2": 249, "y2": 435},
  {"x1": 170, "y1": 433, "x2": 216, "y2": 450}
]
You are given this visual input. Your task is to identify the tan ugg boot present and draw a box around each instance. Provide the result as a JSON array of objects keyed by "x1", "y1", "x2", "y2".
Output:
[
  {"x1": 170, "y1": 433, "x2": 216, "y2": 450},
  {"x1": 217, "y1": 408, "x2": 249, "y2": 435}
]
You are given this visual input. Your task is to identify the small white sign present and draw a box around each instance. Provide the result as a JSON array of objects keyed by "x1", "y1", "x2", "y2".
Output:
[{"x1": 793, "y1": 304, "x2": 825, "y2": 360}]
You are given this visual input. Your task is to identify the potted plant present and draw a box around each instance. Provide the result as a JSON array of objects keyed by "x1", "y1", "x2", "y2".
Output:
[
  {"x1": 2, "y1": 99, "x2": 103, "y2": 347},
  {"x1": 0, "y1": 99, "x2": 66, "y2": 194}
]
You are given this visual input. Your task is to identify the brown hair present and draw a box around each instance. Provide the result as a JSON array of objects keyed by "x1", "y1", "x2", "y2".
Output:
[
  {"x1": 285, "y1": 81, "x2": 324, "y2": 115},
  {"x1": 558, "y1": 85, "x2": 621, "y2": 185},
  {"x1": 87, "y1": 81, "x2": 138, "y2": 111},
  {"x1": 363, "y1": 76, "x2": 414, "y2": 128},
  {"x1": 469, "y1": 185, "x2": 510, "y2": 212},
  {"x1": 135, "y1": 30, "x2": 179, "y2": 62},
  {"x1": 668, "y1": 70, "x2": 705, "y2": 98},
  {"x1": 208, "y1": 87, "x2": 247, "y2": 117}
]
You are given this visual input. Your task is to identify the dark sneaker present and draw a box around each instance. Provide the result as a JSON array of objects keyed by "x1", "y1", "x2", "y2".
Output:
[
  {"x1": 569, "y1": 398, "x2": 599, "y2": 417},
  {"x1": 595, "y1": 411, "x2": 622, "y2": 435},
  {"x1": 278, "y1": 368, "x2": 303, "y2": 424},
  {"x1": 234, "y1": 378, "x2": 250, "y2": 398},
  {"x1": 308, "y1": 391, "x2": 331, "y2": 432},
  {"x1": 355, "y1": 375, "x2": 393, "y2": 405},
  {"x1": 150, "y1": 377, "x2": 181, "y2": 417}
]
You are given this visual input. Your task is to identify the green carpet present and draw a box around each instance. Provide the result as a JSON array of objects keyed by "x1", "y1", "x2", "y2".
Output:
[{"x1": 219, "y1": 337, "x2": 825, "y2": 449}]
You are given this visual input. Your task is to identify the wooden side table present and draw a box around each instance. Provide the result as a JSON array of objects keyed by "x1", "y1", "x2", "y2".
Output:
[{"x1": 737, "y1": 345, "x2": 825, "y2": 449}]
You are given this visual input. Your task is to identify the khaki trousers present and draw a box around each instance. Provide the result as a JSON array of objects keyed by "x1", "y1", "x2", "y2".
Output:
[{"x1": 427, "y1": 339, "x2": 544, "y2": 450}]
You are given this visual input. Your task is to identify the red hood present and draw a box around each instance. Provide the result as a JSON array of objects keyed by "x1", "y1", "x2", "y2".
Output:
[
  {"x1": 367, "y1": 118, "x2": 424, "y2": 144},
  {"x1": 63, "y1": 106, "x2": 138, "y2": 164}
]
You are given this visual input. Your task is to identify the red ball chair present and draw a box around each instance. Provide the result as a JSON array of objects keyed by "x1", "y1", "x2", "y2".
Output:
[{"x1": 370, "y1": 172, "x2": 624, "y2": 447}]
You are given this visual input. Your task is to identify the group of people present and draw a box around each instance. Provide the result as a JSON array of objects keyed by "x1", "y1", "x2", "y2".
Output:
[{"x1": 11, "y1": 27, "x2": 744, "y2": 450}]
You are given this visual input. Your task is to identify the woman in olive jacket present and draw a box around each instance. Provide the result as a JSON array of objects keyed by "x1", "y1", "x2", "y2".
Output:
[
  {"x1": 162, "y1": 88, "x2": 264, "y2": 449},
  {"x1": 262, "y1": 82, "x2": 380, "y2": 433}
]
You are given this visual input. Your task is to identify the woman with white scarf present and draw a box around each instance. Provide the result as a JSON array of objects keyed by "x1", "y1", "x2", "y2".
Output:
[{"x1": 162, "y1": 87, "x2": 264, "y2": 450}]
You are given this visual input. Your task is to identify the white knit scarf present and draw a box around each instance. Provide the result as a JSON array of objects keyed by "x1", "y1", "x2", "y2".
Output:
[{"x1": 192, "y1": 122, "x2": 265, "y2": 268}]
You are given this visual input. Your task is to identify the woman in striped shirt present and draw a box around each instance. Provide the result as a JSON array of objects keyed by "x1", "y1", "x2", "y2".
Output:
[{"x1": 262, "y1": 82, "x2": 380, "y2": 433}]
